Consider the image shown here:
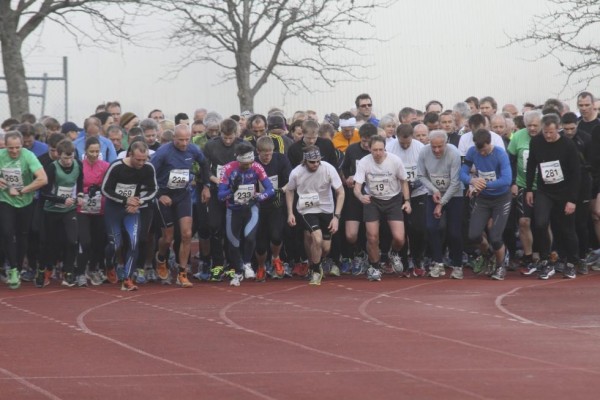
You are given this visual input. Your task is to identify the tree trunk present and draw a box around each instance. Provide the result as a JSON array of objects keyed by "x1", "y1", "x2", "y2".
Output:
[
  {"x1": 0, "y1": 31, "x2": 29, "y2": 118},
  {"x1": 236, "y1": 45, "x2": 254, "y2": 112}
]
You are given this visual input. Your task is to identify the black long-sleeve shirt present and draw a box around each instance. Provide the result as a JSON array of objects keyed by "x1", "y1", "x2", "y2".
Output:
[
  {"x1": 101, "y1": 159, "x2": 157, "y2": 205},
  {"x1": 525, "y1": 134, "x2": 580, "y2": 203}
]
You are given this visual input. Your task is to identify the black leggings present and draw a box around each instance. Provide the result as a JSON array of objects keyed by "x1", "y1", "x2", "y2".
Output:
[
  {"x1": 226, "y1": 206, "x2": 259, "y2": 273},
  {"x1": 0, "y1": 202, "x2": 33, "y2": 270},
  {"x1": 401, "y1": 194, "x2": 427, "y2": 263},
  {"x1": 77, "y1": 213, "x2": 106, "y2": 274},
  {"x1": 43, "y1": 210, "x2": 78, "y2": 275},
  {"x1": 255, "y1": 207, "x2": 284, "y2": 255},
  {"x1": 534, "y1": 191, "x2": 579, "y2": 263}
]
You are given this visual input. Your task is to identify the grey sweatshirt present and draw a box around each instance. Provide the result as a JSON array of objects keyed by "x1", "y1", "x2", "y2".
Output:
[{"x1": 417, "y1": 143, "x2": 463, "y2": 205}]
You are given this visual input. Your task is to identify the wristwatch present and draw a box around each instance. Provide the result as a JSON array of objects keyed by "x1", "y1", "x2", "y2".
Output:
[{"x1": 333, "y1": 213, "x2": 341, "y2": 219}]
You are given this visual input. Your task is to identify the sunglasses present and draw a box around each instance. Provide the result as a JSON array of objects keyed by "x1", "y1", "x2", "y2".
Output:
[{"x1": 359, "y1": 104, "x2": 372, "y2": 108}]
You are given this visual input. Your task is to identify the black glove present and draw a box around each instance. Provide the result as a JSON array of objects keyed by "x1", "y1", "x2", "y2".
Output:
[
  {"x1": 231, "y1": 174, "x2": 242, "y2": 193},
  {"x1": 88, "y1": 184, "x2": 100, "y2": 198},
  {"x1": 273, "y1": 188, "x2": 283, "y2": 208}
]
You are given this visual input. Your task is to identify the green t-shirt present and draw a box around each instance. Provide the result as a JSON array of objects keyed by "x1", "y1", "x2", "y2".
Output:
[
  {"x1": 507, "y1": 128, "x2": 536, "y2": 189},
  {"x1": 0, "y1": 148, "x2": 43, "y2": 208}
]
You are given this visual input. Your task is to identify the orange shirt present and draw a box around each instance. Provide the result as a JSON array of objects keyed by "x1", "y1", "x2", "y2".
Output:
[{"x1": 332, "y1": 129, "x2": 360, "y2": 152}]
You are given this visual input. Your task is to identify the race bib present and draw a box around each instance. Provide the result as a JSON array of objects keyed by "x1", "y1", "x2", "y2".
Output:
[
  {"x1": 522, "y1": 150, "x2": 529, "y2": 172},
  {"x1": 298, "y1": 192, "x2": 320, "y2": 210},
  {"x1": 430, "y1": 174, "x2": 450, "y2": 191},
  {"x1": 478, "y1": 170, "x2": 497, "y2": 183},
  {"x1": 405, "y1": 165, "x2": 417, "y2": 183},
  {"x1": 115, "y1": 183, "x2": 136, "y2": 197},
  {"x1": 234, "y1": 184, "x2": 254, "y2": 205},
  {"x1": 216, "y1": 165, "x2": 225, "y2": 181},
  {"x1": 2, "y1": 167, "x2": 23, "y2": 189},
  {"x1": 368, "y1": 176, "x2": 390, "y2": 197},
  {"x1": 81, "y1": 193, "x2": 102, "y2": 214},
  {"x1": 55, "y1": 185, "x2": 76, "y2": 208},
  {"x1": 259, "y1": 175, "x2": 278, "y2": 192},
  {"x1": 540, "y1": 160, "x2": 564, "y2": 184},
  {"x1": 168, "y1": 169, "x2": 189, "y2": 189}
]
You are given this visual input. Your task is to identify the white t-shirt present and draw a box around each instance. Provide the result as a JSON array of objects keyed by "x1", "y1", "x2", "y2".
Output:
[
  {"x1": 287, "y1": 161, "x2": 342, "y2": 215},
  {"x1": 387, "y1": 139, "x2": 427, "y2": 197},
  {"x1": 354, "y1": 152, "x2": 407, "y2": 200},
  {"x1": 457, "y1": 130, "x2": 506, "y2": 157}
]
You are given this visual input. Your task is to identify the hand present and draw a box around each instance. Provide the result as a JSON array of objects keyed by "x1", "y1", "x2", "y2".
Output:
[
  {"x1": 511, "y1": 184, "x2": 518, "y2": 197},
  {"x1": 359, "y1": 194, "x2": 371, "y2": 205},
  {"x1": 126, "y1": 196, "x2": 141, "y2": 207},
  {"x1": 125, "y1": 204, "x2": 139, "y2": 214},
  {"x1": 159, "y1": 195, "x2": 172, "y2": 207},
  {"x1": 402, "y1": 201, "x2": 412, "y2": 214},
  {"x1": 0, "y1": 178, "x2": 7, "y2": 190},
  {"x1": 565, "y1": 202, "x2": 576, "y2": 215},
  {"x1": 64, "y1": 197, "x2": 75, "y2": 207},
  {"x1": 471, "y1": 177, "x2": 486, "y2": 192},
  {"x1": 8, "y1": 187, "x2": 19, "y2": 196},
  {"x1": 201, "y1": 186, "x2": 211, "y2": 204},
  {"x1": 432, "y1": 191, "x2": 442, "y2": 204},
  {"x1": 433, "y1": 203, "x2": 443, "y2": 219},
  {"x1": 525, "y1": 192, "x2": 534, "y2": 207},
  {"x1": 287, "y1": 214, "x2": 296, "y2": 227},
  {"x1": 345, "y1": 176, "x2": 355, "y2": 188},
  {"x1": 328, "y1": 216, "x2": 339, "y2": 234},
  {"x1": 76, "y1": 197, "x2": 84, "y2": 207}
]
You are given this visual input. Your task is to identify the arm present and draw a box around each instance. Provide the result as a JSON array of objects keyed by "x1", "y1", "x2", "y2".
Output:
[
  {"x1": 485, "y1": 151, "x2": 512, "y2": 190},
  {"x1": 138, "y1": 164, "x2": 158, "y2": 204},
  {"x1": 39, "y1": 163, "x2": 65, "y2": 204},
  {"x1": 440, "y1": 153, "x2": 463, "y2": 206},
  {"x1": 417, "y1": 153, "x2": 439, "y2": 195},
  {"x1": 101, "y1": 162, "x2": 128, "y2": 204}
]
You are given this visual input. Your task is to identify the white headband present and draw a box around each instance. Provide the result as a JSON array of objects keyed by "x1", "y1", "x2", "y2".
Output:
[
  {"x1": 339, "y1": 118, "x2": 356, "y2": 128},
  {"x1": 237, "y1": 151, "x2": 254, "y2": 163}
]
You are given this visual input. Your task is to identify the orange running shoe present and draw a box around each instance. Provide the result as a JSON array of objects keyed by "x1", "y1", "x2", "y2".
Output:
[
  {"x1": 106, "y1": 267, "x2": 118, "y2": 284},
  {"x1": 272, "y1": 257, "x2": 285, "y2": 278},
  {"x1": 155, "y1": 252, "x2": 169, "y2": 280},
  {"x1": 256, "y1": 266, "x2": 266, "y2": 282},
  {"x1": 176, "y1": 271, "x2": 193, "y2": 288},
  {"x1": 121, "y1": 278, "x2": 138, "y2": 291},
  {"x1": 298, "y1": 261, "x2": 309, "y2": 277}
]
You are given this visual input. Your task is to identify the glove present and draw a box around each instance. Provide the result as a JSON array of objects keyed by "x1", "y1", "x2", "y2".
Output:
[
  {"x1": 231, "y1": 174, "x2": 242, "y2": 193},
  {"x1": 88, "y1": 185, "x2": 100, "y2": 198}
]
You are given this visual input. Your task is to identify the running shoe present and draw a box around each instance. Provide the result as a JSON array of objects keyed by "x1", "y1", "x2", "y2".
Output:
[
  {"x1": 256, "y1": 266, "x2": 266, "y2": 282},
  {"x1": 76, "y1": 274, "x2": 88, "y2": 287},
  {"x1": 89, "y1": 271, "x2": 104, "y2": 286},
  {"x1": 272, "y1": 257, "x2": 285, "y2": 278},
  {"x1": 209, "y1": 265, "x2": 224, "y2": 282},
  {"x1": 20, "y1": 269, "x2": 35, "y2": 282},
  {"x1": 577, "y1": 260, "x2": 589, "y2": 275},
  {"x1": 155, "y1": 252, "x2": 169, "y2": 280},
  {"x1": 135, "y1": 268, "x2": 147, "y2": 284},
  {"x1": 538, "y1": 261, "x2": 555, "y2": 280},
  {"x1": 321, "y1": 258, "x2": 334, "y2": 275},
  {"x1": 145, "y1": 267, "x2": 157, "y2": 283},
  {"x1": 7, "y1": 268, "x2": 21, "y2": 289},
  {"x1": 352, "y1": 252, "x2": 368, "y2": 275},
  {"x1": 563, "y1": 263, "x2": 576, "y2": 279},
  {"x1": 34, "y1": 269, "x2": 45, "y2": 288},
  {"x1": 44, "y1": 269, "x2": 52, "y2": 287},
  {"x1": 309, "y1": 267, "x2": 323, "y2": 286},
  {"x1": 412, "y1": 261, "x2": 426, "y2": 277},
  {"x1": 428, "y1": 263, "x2": 445, "y2": 278},
  {"x1": 61, "y1": 273, "x2": 75, "y2": 287},
  {"x1": 585, "y1": 249, "x2": 600, "y2": 266},
  {"x1": 106, "y1": 267, "x2": 118, "y2": 284},
  {"x1": 471, "y1": 255, "x2": 486, "y2": 274},
  {"x1": 389, "y1": 251, "x2": 404, "y2": 274},
  {"x1": 450, "y1": 266, "x2": 463, "y2": 280},
  {"x1": 121, "y1": 278, "x2": 138, "y2": 291},
  {"x1": 380, "y1": 261, "x2": 394, "y2": 275},
  {"x1": 329, "y1": 264, "x2": 341, "y2": 277},
  {"x1": 230, "y1": 273, "x2": 243, "y2": 287},
  {"x1": 223, "y1": 268, "x2": 236, "y2": 280},
  {"x1": 340, "y1": 258, "x2": 352, "y2": 274},
  {"x1": 192, "y1": 270, "x2": 211, "y2": 281},
  {"x1": 243, "y1": 263, "x2": 256, "y2": 279},
  {"x1": 367, "y1": 266, "x2": 382, "y2": 281},
  {"x1": 520, "y1": 261, "x2": 540, "y2": 276},
  {"x1": 176, "y1": 271, "x2": 193, "y2": 288},
  {"x1": 491, "y1": 265, "x2": 506, "y2": 281}
]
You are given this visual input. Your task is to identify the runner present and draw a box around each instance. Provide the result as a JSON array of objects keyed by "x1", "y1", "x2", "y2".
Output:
[
  {"x1": 353, "y1": 135, "x2": 411, "y2": 281},
  {"x1": 0, "y1": 131, "x2": 48, "y2": 289},
  {"x1": 101, "y1": 141, "x2": 158, "y2": 291},
  {"x1": 286, "y1": 145, "x2": 344, "y2": 286},
  {"x1": 151, "y1": 124, "x2": 211, "y2": 288}
]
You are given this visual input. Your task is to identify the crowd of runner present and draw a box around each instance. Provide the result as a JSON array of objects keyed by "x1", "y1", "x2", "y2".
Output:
[{"x1": 1, "y1": 91, "x2": 599, "y2": 290}]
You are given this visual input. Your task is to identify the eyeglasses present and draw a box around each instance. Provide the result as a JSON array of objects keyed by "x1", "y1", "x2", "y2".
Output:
[{"x1": 359, "y1": 104, "x2": 372, "y2": 108}]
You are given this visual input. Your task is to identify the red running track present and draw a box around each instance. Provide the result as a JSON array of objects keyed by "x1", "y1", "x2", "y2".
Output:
[{"x1": 1, "y1": 271, "x2": 600, "y2": 400}]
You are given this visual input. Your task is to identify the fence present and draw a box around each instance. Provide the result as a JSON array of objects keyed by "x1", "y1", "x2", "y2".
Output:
[{"x1": 0, "y1": 56, "x2": 68, "y2": 122}]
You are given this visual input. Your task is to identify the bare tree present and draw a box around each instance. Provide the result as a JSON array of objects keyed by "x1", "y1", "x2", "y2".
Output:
[
  {"x1": 151, "y1": 0, "x2": 392, "y2": 112},
  {"x1": 508, "y1": 0, "x2": 600, "y2": 91},
  {"x1": 0, "y1": 0, "x2": 141, "y2": 118}
]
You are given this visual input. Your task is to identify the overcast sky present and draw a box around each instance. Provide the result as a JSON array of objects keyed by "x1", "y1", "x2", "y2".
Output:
[{"x1": 1, "y1": 0, "x2": 597, "y2": 124}]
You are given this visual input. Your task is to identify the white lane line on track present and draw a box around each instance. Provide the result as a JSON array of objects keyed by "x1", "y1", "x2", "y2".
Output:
[
  {"x1": 218, "y1": 281, "x2": 495, "y2": 400},
  {"x1": 0, "y1": 368, "x2": 64, "y2": 400},
  {"x1": 357, "y1": 283, "x2": 600, "y2": 377}
]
